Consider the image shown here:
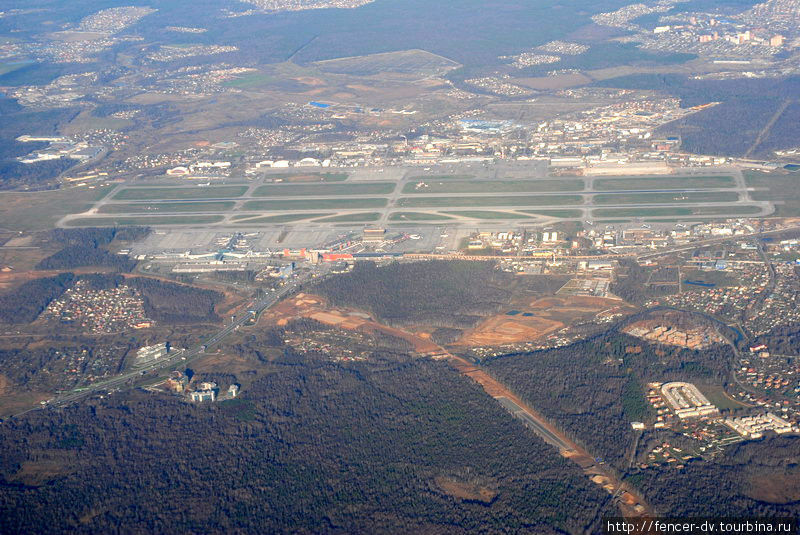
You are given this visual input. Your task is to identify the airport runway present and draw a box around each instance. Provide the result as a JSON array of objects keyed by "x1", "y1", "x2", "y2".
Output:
[{"x1": 60, "y1": 167, "x2": 771, "y2": 229}]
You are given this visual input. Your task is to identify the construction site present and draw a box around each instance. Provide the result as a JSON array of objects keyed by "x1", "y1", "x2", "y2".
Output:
[{"x1": 623, "y1": 319, "x2": 725, "y2": 349}]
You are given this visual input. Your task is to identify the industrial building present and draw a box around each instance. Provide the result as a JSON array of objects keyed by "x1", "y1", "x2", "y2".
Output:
[{"x1": 135, "y1": 343, "x2": 170, "y2": 365}]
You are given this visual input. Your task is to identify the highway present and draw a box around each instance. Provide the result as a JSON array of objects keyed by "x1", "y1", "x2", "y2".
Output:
[
  {"x1": 635, "y1": 223, "x2": 800, "y2": 261},
  {"x1": 10, "y1": 271, "x2": 315, "y2": 419}
]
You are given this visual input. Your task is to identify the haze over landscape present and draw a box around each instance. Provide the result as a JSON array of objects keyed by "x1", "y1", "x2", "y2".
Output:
[{"x1": 1, "y1": 0, "x2": 800, "y2": 533}]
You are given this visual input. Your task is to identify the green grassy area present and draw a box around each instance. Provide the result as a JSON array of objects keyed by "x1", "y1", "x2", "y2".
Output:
[
  {"x1": 65, "y1": 215, "x2": 224, "y2": 227},
  {"x1": 594, "y1": 207, "x2": 692, "y2": 217},
  {"x1": 388, "y1": 212, "x2": 455, "y2": 221},
  {"x1": 685, "y1": 205, "x2": 762, "y2": 215},
  {"x1": 592, "y1": 205, "x2": 762, "y2": 218},
  {"x1": 622, "y1": 378, "x2": 653, "y2": 422},
  {"x1": 698, "y1": 385, "x2": 751, "y2": 411},
  {"x1": 518, "y1": 209, "x2": 583, "y2": 218},
  {"x1": 402, "y1": 179, "x2": 583, "y2": 194},
  {"x1": 98, "y1": 201, "x2": 236, "y2": 214},
  {"x1": 407, "y1": 174, "x2": 475, "y2": 180},
  {"x1": 113, "y1": 186, "x2": 248, "y2": 201},
  {"x1": 221, "y1": 72, "x2": 277, "y2": 88},
  {"x1": 547, "y1": 221, "x2": 585, "y2": 236},
  {"x1": 746, "y1": 171, "x2": 800, "y2": 217},
  {"x1": 398, "y1": 194, "x2": 582, "y2": 208},
  {"x1": 593, "y1": 175, "x2": 735, "y2": 190},
  {"x1": 265, "y1": 172, "x2": 348, "y2": 182},
  {"x1": 312, "y1": 212, "x2": 382, "y2": 222},
  {"x1": 253, "y1": 182, "x2": 395, "y2": 196},
  {"x1": 442, "y1": 211, "x2": 532, "y2": 219},
  {"x1": 242, "y1": 198, "x2": 387, "y2": 211},
  {"x1": 681, "y1": 269, "x2": 741, "y2": 289},
  {"x1": 592, "y1": 192, "x2": 739, "y2": 205},
  {"x1": 230, "y1": 213, "x2": 330, "y2": 223},
  {"x1": 0, "y1": 185, "x2": 114, "y2": 231},
  {"x1": 0, "y1": 61, "x2": 32, "y2": 76}
]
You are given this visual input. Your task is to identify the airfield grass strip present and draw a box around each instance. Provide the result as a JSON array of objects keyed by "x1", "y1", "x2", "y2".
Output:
[
  {"x1": 398, "y1": 195, "x2": 582, "y2": 208},
  {"x1": 113, "y1": 186, "x2": 248, "y2": 201},
  {"x1": 66, "y1": 215, "x2": 224, "y2": 227},
  {"x1": 243, "y1": 198, "x2": 387, "y2": 210},
  {"x1": 98, "y1": 201, "x2": 235, "y2": 213}
]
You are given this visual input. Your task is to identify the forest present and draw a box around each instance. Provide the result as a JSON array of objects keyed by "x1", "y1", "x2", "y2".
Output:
[
  {"x1": 752, "y1": 323, "x2": 800, "y2": 355},
  {"x1": 0, "y1": 350, "x2": 613, "y2": 534},
  {"x1": 48, "y1": 227, "x2": 149, "y2": 248},
  {"x1": 127, "y1": 278, "x2": 222, "y2": 324},
  {"x1": 0, "y1": 273, "x2": 75, "y2": 324},
  {"x1": 312, "y1": 260, "x2": 564, "y2": 329},
  {"x1": 36, "y1": 246, "x2": 136, "y2": 272},
  {"x1": 480, "y1": 325, "x2": 800, "y2": 518},
  {"x1": 35, "y1": 227, "x2": 148, "y2": 271},
  {"x1": 0, "y1": 159, "x2": 77, "y2": 191},
  {"x1": 36, "y1": 227, "x2": 150, "y2": 272},
  {"x1": 631, "y1": 435, "x2": 800, "y2": 517},
  {"x1": 484, "y1": 330, "x2": 734, "y2": 471},
  {"x1": 611, "y1": 259, "x2": 660, "y2": 305}
]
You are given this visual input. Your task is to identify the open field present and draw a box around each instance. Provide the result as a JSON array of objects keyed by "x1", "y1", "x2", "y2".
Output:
[
  {"x1": 98, "y1": 201, "x2": 236, "y2": 214},
  {"x1": 442, "y1": 211, "x2": 532, "y2": 220},
  {"x1": 65, "y1": 215, "x2": 224, "y2": 227},
  {"x1": 746, "y1": 171, "x2": 800, "y2": 217},
  {"x1": 258, "y1": 293, "x2": 440, "y2": 354},
  {"x1": 593, "y1": 176, "x2": 735, "y2": 190},
  {"x1": 398, "y1": 195, "x2": 583, "y2": 208},
  {"x1": 408, "y1": 174, "x2": 475, "y2": 180},
  {"x1": 312, "y1": 213, "x2": 382, "y2": 222},
  {"x1": 518, "y1": 209, "x2": 584, "y2": 218},
  {"x1": 699, "y1": 384, "x2": 751, "y2": 411},
  {"x1": 402, "y1": 179, "x2": 583, "y2": 194},
  {"x1": 221, "y1": 72, "x2": 277, "y2": 89},
  {"x1": 457, "y1": 315, "x2": 565, "y2": 346},
  {"x1": 453, "y1": 295, "x2": 633, "y2": 347},
  {"x1": 265, "y1": 172, "x2": 348, "y2": 182},
  {"x1": 0, "y1": 186, "x2": 113, "y2": 232},
  {"x1": 389, "y1": 212, "x2": 455, "y2": 221},
  {"x1": 242, "y1": 198, "x2": 388, "y2": 211},
  {"x1": 312, "y1": 49, "x2": 460, "y2": 77},
  {"x1": 253, "y1": 183, "x2": 395, "y2": 196},
  {"x1": 592, "y1": 192, "x2": 739, "y2": 205},
  {"x1": 0, "y1": 61, "x2": 32, "y2": 77},
  {"x1": 230, "y1": 213, "x2": 329, "y2": 223},
  {"x1": 113, "y1": 186, "x2": 248, "y2": 201}
]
